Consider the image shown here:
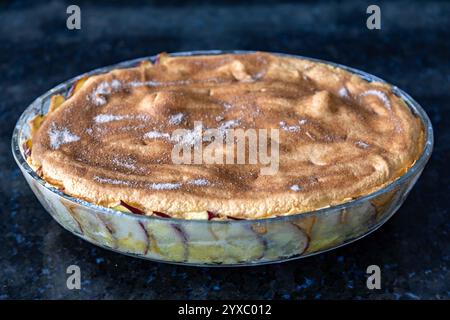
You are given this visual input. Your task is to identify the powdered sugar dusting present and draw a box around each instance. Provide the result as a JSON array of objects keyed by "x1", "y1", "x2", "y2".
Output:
[
  {"x1": 94, "y1": 114, "x2": 128, "y2": 123},
  {"x1": 48, "y1": 124, "x2": 80, "y2": 150},
  {"x1": 360, "y1": 89, "x2": 391, "y2": 110},
  {"x1": 90, "y1": 80, "x2": 123, "y2": 106},
  {"x1": 144, "y1": 124, "x2": 204, "y2": 146},
  {"x1": 129, "y1": 80, "x2": 159, "y2": 87},
  {"x1": 149, "y1": 182, "x2": 181, "y2": 190},
  {"x1": 129, "y1": 79, "x2": 192, "y2": 88},
  {"x1": 223, "y1": 102, "x2": 233, "y2": 110},
  {"x1": 110, "y1": 79, "x2": 121, "y2": 90},
  {"x1": 280, "y1": 121, "x2": 299, "y2": 132},
  {"x1": 169, "y1": 113, "x2": 185, "y2": 125},
  {"x1": 94, "y1": 175, "x2": 131, "y2": 186},
  {"x1": 94, "y1": 114, "x2": 149, "y2": 123},
  {"x1": 216, "y1": 119, "x2": 240, "y2": 139},
  {"x1": 171, "y1": 123, "x2": 203, "y2": 146},
  {"x1": 112, "y1": 158, "x2": 136, "y2": 170},
  {"x1": 144, "y1": 131, "x2": 171, "y2": 139},
  {"x1": 338, "y1": 87, "x2": 349, "y2": 98},
  {"x1": 219, "y1": 119, "x2": 240, "y2": 131},
  {"x1": 188, "y1": 178, "x2": 210, "y2": 186},
  {"x1": 355, "y1": 140, "x2": 370, "y2": 149}
]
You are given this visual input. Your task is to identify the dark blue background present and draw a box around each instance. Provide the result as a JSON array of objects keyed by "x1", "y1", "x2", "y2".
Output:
[{"x1": 0, "y1": 0, "x2": 448, "y2": 299}]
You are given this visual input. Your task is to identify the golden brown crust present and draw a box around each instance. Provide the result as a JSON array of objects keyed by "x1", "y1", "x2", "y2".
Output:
[{"x1": 30, "y1": 52, "x2": 424, "y2": 219}]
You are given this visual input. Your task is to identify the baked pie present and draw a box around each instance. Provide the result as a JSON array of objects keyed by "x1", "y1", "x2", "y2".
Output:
[{"x1": 26, "y1": 52, "x2": 424, "y2": 220}]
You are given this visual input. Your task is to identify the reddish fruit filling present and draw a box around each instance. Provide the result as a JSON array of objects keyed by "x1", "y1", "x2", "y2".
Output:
[
  {"x1": 119, "y1": 200, "x2": 145, "y2": 215},
  {"x1": 227, "y1": 216, "x2": 244, "y2": 221},
  {"x1": 207, "y1": 211, "x2": 217, "y2": 220},
  {"x1": 154, "y1": 54, "x2": 161, "y2": 65},
  {"x1": 153, "y1": 211, "x2": 171, "y2": 218},
  {"x1": 118, "y1": 201, "x2": 174, "y2": 218},
  {"x1": 23, "y1": 140, "x2": 31, "y2": 158},
  {"x1": 67, "y1": 83, "x2": 77, "y2": 98}
]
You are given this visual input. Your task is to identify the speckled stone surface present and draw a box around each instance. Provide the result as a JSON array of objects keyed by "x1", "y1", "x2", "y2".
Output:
[{"x1": 0, "y1": 0, "x2": 448, "y2": 300}]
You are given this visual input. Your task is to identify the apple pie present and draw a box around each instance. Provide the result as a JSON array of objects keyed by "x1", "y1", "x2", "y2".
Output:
[{"x1": 26, "y1": 52, "x2": 424, "y2": 220}]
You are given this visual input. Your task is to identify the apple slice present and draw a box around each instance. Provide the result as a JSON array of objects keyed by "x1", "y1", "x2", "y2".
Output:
[
  {"x1": 154, "y1": 52, "x2": 169, "y2": 65},
  {"x1": 144, "y1": 221, "x2": 187, "y2": 262},
  {"x1": 29, "y1": 114, "x2": 45, "y2": 135},
  {"x1": 211, "y1": 223, "x2": 265, "y2": 264},
  {"x1": 184, "y1": 211, "x2": 209, "y2": 220},
  {"x1": 370, "y1": 189, "x2": 400, "y2": 220},
  {"x1": 100, "y1": 214, "x2": 149, "y2": 255},
  {"x1": 340, "y1": 202, "x2": 376, "y2": 237},
  {"x1": 67, "y1": 77, "x2": 88, "y2": 98},
  {"x1": 22, "y1": 139, "x2": 32, "y2": 158},
  {"x1": 253, "y1": 222, "x2": 309, "y2": 260},
  {"x1": 292, "y1": 216, "x2": 316, "y2": 236},
  {"x1": 306, "y1": 203, "x2": 375, "y2": 254},
  {"x1": 69, "y1": 207, "x2": 116, "y2": 249},
  {"x1": 48, "y1": 94, "x2": 66, "y2": 113},
  {"x1": 111, "y1": 204, "x2": 130, "y2": 213},
  {"x1": 138, "y1": 60, "x2": 153, "y2": 68},
  {"x1": 306, "y1": 211, "x2": 345, "y2": 253},
  {"x1": 113, "y1": 200, "x2": 146, "y2": 215},
  {"x1": 184, "y1": 222, "x2": 225, "y2": 264},
  {"x1": 28, "y1": 94, "x2": 65, "y2": 136},
  {"x1": 306, "y1": 202, "x2": 376, "y2": 254},
  {"x1": 36, "y1": 186, "x2": 83, "y2": 235}
]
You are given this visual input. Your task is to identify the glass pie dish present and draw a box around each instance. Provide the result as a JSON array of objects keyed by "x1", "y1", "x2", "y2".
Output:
[{"x1": 11, "y1": 51, "x2": 433, "y2": 266}]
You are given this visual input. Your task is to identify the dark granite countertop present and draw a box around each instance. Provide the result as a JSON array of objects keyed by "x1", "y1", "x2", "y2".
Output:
[{"x1": 0, "y1": 0, "x2": 448, "y2": 300}]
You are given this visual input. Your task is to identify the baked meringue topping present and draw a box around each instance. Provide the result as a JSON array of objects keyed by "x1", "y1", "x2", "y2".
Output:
[{"x1": 28, "y1": 52, "x2": 424, "y2": 219}]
